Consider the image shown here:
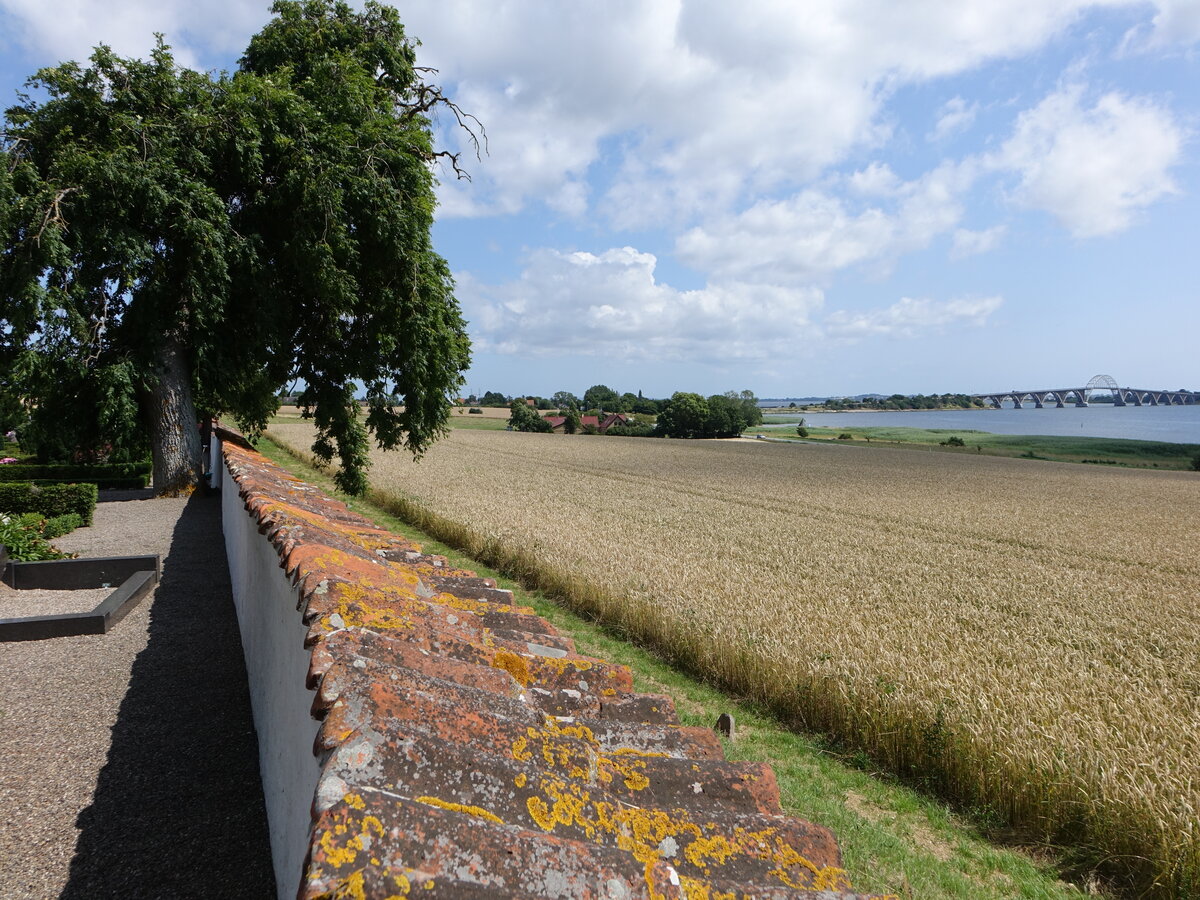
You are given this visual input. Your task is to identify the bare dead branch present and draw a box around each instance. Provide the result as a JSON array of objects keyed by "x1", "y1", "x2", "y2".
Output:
[
  {"x1": 34, "y1": 187, "x2": 76, "y2": 245},
  {"x1": 396, "y1": 76, "x2": 488, "y2": 180}
]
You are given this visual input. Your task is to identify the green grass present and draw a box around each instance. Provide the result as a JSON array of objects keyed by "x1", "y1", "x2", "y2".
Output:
[
  {"x1": 748, "y1": 424, "x2": 1200, "y2": 470},
  {"x1": 446, "y1": 413, "x2": 510, "y2": 430},
  {"x1": 256, "y1": 433, "x2": 1100, "y2": 899}
]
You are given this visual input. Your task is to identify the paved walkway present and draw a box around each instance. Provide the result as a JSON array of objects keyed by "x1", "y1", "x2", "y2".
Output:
[{"x1": 0, "y1": 491, "x2": 275, "y2": 899}]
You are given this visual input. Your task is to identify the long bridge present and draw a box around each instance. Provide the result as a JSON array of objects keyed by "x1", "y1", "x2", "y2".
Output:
[{"x1": 973, "y1": 374, "x2": 1198, "y2": 409}]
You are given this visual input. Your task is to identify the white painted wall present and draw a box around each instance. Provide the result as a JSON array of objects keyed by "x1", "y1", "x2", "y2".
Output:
[
  {"x1": 208, "y1": 436, "x2": 223, "y2": 492},
  {"x1": 220, "y1": 442, "x2": 320, "y2": 900}
]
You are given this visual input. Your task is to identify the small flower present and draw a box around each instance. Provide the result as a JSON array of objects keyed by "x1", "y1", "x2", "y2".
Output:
[{"x1": 0, "y1": 457, "x2": 18, "y2": 464}]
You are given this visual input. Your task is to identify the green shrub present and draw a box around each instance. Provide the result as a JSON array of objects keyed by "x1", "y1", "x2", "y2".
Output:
[
  {"x1": 0, "y1": 482, "x2": 98, "y2": 525},
  {"x1": 42, "y1": 513, "x2": 83, "y2": 539},
  {"x1": 940, "y1": 435, "x2": 966, "y2": 447},
  {"x1": 0, "y1": 461, "x2": 150, "y2": 485},
  {"x1": 605, "y1": 423, "x2": 658, "y2": 438},
  {"x1": 468, "y1": 408, "x2": 483, "y2": 414},
  {"x1": 29, "y1": 476, "x2": 147, "y2": 490},
  {"x1": 0, "y1": 513, "x2": 74, "y2": 561},
  {"x1": 837, "y1": 433, "x2": 853, "y2": 440}
]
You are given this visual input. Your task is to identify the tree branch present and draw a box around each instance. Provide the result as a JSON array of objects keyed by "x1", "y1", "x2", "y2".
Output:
[
  {"x1": 399, "y1": 70, "x2": 487, "y2": 181},
  {"x1": 34, "y1": 187, "x2": 76, "y2": 245}
]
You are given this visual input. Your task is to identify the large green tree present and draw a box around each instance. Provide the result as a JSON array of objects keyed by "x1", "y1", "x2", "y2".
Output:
[
  {"x1": 0, "y1": 0, "x2": 473, "y2": 494},
  {"x1": 656, "y1": 389, "x2": 761, "y2": 438},
  {"x1": 507, "y1": 398, "x2": 551, "y2": 433},
  {"x1": 583, "y1": 384, "x2": 619, "y2": 411}
]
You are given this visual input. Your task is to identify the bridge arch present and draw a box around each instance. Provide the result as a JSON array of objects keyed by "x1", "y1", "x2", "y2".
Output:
[{"x1": 1084, "y1": 374, "x2": 1123, "y2": 406}]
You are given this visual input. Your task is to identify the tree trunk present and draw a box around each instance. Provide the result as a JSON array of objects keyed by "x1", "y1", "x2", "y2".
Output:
[{"x1": 147, "y1": 334, "x2": 202, "y2": 496}]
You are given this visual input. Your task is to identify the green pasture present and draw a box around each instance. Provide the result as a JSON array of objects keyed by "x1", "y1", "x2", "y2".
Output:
[{"x1": 748, "y1": 423, "x2": 1200, "y2": 470}]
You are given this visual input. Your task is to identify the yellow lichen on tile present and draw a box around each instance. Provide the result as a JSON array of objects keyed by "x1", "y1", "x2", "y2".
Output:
[
  {"x1": 319, "y1": 828, "x2": 361, "y2": 868},
  {"x1": 414, "y1": 795, "x2": 504, "y2": 825},
  {"x1": 765, "y1": 834, "x2": 850, "y2": 891},
  {"x1": 526, "y1": 777, "x2": 597, "y2": 836},
  {"x1": 684, "y1": 833, "x2": 739, "y2": 871},
  {"x1": 530, "y1": 655, "x2": 593, "y2": 676},
  {"x1": 362, "y1": 815, "x2": 385, "y2": 839},
  {"x1": 679, "y1": 877, "x2": 742, "y2": 900},
  {"x1": 511, "y1": 736, "x2": 533, "y2": 762},
  {"x1": 329, "y1": 869, "x2": 366, "y2": 900},
  {"x1": 491, "y1": 650, "x2": 532, "y2": 687},
  {"x1": 595, "y1": 750, "x2": 659, "y2": 792}
]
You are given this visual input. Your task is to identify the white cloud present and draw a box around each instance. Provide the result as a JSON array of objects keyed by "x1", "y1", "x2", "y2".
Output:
[
  {"x1": 848, "y1": 162, "x2": 903, "y2": 197},
  {"x1": 951, "y1": 225, "x2": 1006, "y2": 258},
  {"x1": 993, "y1": 84, "x2": 1183, "y2": 237},
  {"x1": 459, "y1": 247, "x2": 825, "y2": 362},
  {"x1": 824, "y1": 295, "x2": 1003, "y2": 340},
  {"x1": 930, "y1": 96, "x2": 978, "y2": 141},
  {"x1": 3, "y1": 0, "x2": 1183, "y2": 243},
  {"x1": 0, "y1": 0, "x2": 263, "y2": 70},
  {"x1": 461, "y1": 246, "x2": 1004, "y2": 361},
  {"x1": 400, "y1": 0, "x2": 1148, "y2": 225},
  {"x1": 675, "y1": 159, "x2": 975, "y2": 283},
  {"x1": 1122, "y1": 0, "x2": 1200, "y2": 50}
]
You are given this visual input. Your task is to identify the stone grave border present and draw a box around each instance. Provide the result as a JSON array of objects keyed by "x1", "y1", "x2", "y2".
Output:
[{"x1": 0, "y1": 553, "x2": 160, "y2": 642}]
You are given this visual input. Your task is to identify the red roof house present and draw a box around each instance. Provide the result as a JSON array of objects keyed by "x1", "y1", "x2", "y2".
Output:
[{"x1": 599, "y1": 413, "x2": 629, "y2": 432}]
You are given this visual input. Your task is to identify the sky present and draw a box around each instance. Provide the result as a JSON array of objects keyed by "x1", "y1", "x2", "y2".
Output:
[{"x1": 2, "y1": 1, "x2": 1198, "y2": 399}]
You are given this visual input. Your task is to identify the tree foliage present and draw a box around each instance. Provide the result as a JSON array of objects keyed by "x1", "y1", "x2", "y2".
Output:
[
  {"x1": 507, "y1": 398, "x2": 551, "y2": 432},
  {"x1": 552, "y1": 390, "x2": 580, "y2": 411},
  {"x1": 656, "y1": 389, "x2": 761, "y2": 439},
  {"x1": 561, "y1": 407, "x2": 581, "y2": 434},
  {"x1": 583, "y1": 384, "x2": 619, "y2": 411},
  {"x1": 1, "y1": 0, "x2": 473, "y2": 494}
]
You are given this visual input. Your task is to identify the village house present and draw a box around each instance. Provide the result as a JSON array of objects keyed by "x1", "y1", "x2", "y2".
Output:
[{"x1": 543, "y1": 413, "x2": 630, "y2": 433}]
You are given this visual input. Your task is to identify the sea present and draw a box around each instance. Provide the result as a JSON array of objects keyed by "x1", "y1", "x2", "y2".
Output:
[{"x1": 763, "y1": 403, "x2": 1200, "y2": 444}]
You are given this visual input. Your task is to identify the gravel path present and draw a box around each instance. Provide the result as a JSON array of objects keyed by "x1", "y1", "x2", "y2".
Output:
[
  {"x1": 0, "y1": 587, "x2": 113, "y2": 619},
  {"x1": 0, "y1": 490, "x2": 275, "y2": 899}
]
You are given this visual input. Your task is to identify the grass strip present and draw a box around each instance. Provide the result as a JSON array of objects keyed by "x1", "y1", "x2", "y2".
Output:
[
  {"x1": 258, "y1": 432, "x2": 1096, "y2": 899},
  {"x1": 747, "y1": 424, "x2": 1200, "y2": 470}
]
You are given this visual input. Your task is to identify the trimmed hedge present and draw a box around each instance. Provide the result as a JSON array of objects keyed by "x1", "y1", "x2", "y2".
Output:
[
  {"x1": 0, "y1": 462, "x2": 150, "y2": 487},
  {"x1": 0, "y1": 482, "x2": 98, "y2": 525},
  {"x1": 29, "y1": 477, "x2": 147, "y2": 490},
  {"x1": 43, "y1": 512, "x2": 83, "y2": 539}
]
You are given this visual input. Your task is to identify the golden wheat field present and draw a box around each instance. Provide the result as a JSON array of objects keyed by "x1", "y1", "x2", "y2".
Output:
[{"x1": 269, "y1": 424, "x2": 1200, "y2": 895}]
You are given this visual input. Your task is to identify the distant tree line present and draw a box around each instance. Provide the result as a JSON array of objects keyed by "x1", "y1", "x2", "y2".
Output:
[
  {"x1": 467, "y1": 384, "x2": 665, "y2": 415},
  {"x1": 822, "y1": 393, "x2": 987, "y2": 411},
  {"x1": 495, "y1": 385, "x2": 763, "y2": 439}
]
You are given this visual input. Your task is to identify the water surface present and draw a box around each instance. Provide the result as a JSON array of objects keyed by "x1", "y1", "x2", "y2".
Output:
[{"x1": 765, "y1": 404, "x2": 1200, "y2": 443}]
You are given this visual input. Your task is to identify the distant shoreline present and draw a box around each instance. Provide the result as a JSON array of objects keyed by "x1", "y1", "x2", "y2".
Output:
[{"x1": 762, "y1": 406, "x2": 984, "y2": 414}]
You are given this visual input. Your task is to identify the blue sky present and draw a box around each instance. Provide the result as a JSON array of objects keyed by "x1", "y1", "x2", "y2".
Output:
[{"x1": 2, "y1": 1, "x2": 1197, "y2": 399}]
